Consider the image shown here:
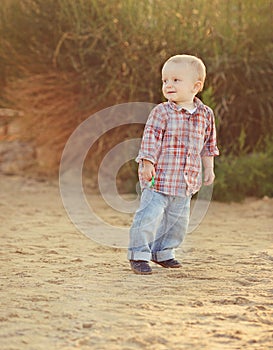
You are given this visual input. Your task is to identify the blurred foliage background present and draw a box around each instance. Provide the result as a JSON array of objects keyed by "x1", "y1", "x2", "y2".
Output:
[{"x1": 0, "y1": 0, "x2": 272, "y2": 201}]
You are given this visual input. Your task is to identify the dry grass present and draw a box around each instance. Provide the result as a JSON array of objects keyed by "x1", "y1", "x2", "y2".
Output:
[
  {"x1": 1, "y1": 0, "x2": 272, "y2": 153},
  {"x1": 4, "y1": 73, "x2": 85, "y2": 175},
  {"x1": 4, "y1": 72, "x2": 142, "y2": 181},
  {"x1": 1, "y1": 0, "x2": 273, "y2": 196}
]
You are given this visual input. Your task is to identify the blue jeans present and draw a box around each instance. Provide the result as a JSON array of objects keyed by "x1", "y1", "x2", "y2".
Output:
[{"x1": 127, "y1": 189, "x2": 191, "y2": 262}]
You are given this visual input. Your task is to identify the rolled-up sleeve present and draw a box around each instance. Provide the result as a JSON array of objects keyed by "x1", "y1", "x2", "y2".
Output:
[
  {"x1": 136, "y1": 105, "x2": 167, "y2": 164},
  {"x1": 201, "y1": 107, "x2": 220, "y2": 157}
]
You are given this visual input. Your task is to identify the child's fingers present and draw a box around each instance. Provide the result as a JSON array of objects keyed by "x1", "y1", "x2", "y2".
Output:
[
  {"x1": 204, "y1": 174, "x2": 215, "y2": 186},
  {"x1": 142, "y1": 169, "x2": 153, "y2": 181},
  {"x1": 142, "y1": 165, "x2": 155, "y2": 181}
]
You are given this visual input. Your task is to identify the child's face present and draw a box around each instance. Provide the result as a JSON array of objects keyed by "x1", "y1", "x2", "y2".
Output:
[{"x1": 162, "y1": 62, "x2": 200, "y2": 105}]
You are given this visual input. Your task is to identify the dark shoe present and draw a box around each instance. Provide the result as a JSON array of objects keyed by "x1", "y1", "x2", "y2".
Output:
[
  {"x1": 130, "y1": 260, "x2": 152, "y2": 275},
  {"x1": 152, "y1": 258, "x2": 182, "y2": 268}
]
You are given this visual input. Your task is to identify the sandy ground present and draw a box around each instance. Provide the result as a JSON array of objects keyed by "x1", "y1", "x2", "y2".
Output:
[{"x1": 1, "y1": 174, "x2": 273, "y2": 350}]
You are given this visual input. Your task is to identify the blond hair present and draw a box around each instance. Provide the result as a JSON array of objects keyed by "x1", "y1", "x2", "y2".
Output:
[{"x1": 163, "y1": 54, "x2": 206, "y2": 91}]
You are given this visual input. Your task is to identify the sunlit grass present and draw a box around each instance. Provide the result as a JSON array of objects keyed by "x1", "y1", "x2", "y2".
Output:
[{"x1": 1, "y1": 0, "x2": 272, "y2": 153}]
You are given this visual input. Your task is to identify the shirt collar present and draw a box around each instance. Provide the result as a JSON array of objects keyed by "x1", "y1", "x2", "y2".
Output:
[{"x1": 167, "y1": 97, "x2": 204, "y2": 113}]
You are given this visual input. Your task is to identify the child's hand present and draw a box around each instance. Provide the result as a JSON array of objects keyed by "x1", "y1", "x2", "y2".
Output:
[
  {"x1": 141, "y1": 160, "x2": 156, "y2": 182},
  {"x1": 203, "y1": 167, "x2": 215, "y2": 186}
]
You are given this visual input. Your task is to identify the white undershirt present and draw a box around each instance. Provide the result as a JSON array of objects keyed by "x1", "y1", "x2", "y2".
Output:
[
  {"x1": 186, "y1": 107, "x2": 197, "y2": 114},
  {"x1": 178, "y1": 106, "x2": 197, "y2": 114}
]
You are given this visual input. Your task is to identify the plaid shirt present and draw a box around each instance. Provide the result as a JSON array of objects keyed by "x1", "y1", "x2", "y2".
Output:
[{"x1": 136, "y1": 98, "x2": 219, "y2": 197}]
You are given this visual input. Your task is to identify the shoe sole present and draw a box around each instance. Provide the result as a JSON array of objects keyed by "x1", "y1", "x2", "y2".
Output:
[
  {"x1": 130, "y1": 266, "x2": 153, "y2": 275},
  {"x1": 152, "y1": 260, "x2": 181, "y2": 268}
]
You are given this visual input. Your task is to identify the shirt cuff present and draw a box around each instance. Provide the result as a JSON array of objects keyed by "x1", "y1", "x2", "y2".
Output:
[
  {"x1": 135, "y1": 154, "x2": 155, "y2": 164},
  {"x1": 201, "y1": 148, "x2": 220, "y2": 157}
]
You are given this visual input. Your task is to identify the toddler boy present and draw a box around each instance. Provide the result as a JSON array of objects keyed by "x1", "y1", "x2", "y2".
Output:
[{"x1": 128, "y1": 54, "x2": 219, "y2": 274}]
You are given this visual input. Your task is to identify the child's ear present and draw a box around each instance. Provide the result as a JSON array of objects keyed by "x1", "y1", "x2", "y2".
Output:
[{"x1": 193, "y1": 81, "x2": 203, "y2": 93}]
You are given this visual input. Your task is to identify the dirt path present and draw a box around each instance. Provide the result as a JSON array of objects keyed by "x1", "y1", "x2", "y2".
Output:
[{"x1": 1, "y1": 175, "x2": 273, "y2": 350}]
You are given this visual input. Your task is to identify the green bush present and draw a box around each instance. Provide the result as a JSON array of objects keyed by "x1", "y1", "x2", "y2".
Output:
[{"x1": 213, "y1": 138, "x2": 273, "y2": 201}]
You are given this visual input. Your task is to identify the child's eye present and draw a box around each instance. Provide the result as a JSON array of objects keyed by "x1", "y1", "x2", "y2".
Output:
[{"x1": 174, "y1": 78, "x2": 180, "y2": 82}]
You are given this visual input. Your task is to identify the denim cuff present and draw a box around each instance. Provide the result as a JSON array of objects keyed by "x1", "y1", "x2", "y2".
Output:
[
  {"x1": 152, "y1": 249, "x2": 175, "y2": 262},
  {"x1": 127, "y1": 250, "x2": 151, "y2": 262}
]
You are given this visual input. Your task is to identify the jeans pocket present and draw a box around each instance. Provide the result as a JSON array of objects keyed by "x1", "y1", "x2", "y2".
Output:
[{"x1": 138, "y1": 189, "x2": 154, "y2": 211}]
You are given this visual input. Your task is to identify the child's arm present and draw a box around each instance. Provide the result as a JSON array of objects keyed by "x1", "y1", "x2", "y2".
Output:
[
  {"x1": 202, "y1": 156, "x2": 215, "y2": 186},
  {"x1": 136, "y1": 105, "x2": 167, "y2": 174},
  {"x1": 201, "y1": 107, "x2": 219, "y2": 186}
]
